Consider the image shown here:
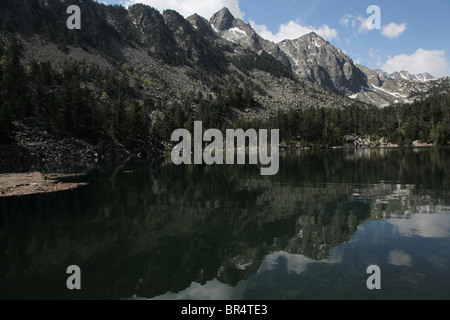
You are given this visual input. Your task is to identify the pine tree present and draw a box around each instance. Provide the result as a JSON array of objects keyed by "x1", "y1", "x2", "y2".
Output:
[
  {"x1": 0, "y1": 103, "x2": 12, "y2": 141},
  {"x1": 430, "y1": 122, "x2": 446, "y2": 145},
  {"x1": 0, "y1": 44, "x2": 11, "y2": 141},
  {"x1": 114, "y1": 93, "x2": 127, "y2": 140},
  {"x1": 2, "y1": 36, "x2": 29, "y2": 118}
]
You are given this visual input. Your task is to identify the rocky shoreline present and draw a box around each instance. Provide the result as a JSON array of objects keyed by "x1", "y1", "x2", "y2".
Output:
[
  {"x1": 0, "y1": 120, "x2": 164, "y2": 197},
  {"x1": 1, "y1": 121, "x2": 440, "y2": 177},
  {"x1": 0, "y1": 172, "x2": 88, "y2": 198},
  {"x1": 279, "y1": 135, "x2": 437, "y2": 150},
  {"x1": 0, "y1": 120, "x2": 146, "y2": 174}
]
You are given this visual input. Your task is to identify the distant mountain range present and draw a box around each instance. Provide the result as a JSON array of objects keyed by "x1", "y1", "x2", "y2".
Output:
[{"x1": 1, "y1": 0, "x2": 449, "y2": 113}]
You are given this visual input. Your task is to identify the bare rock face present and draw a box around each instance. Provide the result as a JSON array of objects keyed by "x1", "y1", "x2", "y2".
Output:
[
  {"x1": 187, "y1": 13, "x2": 217, "y2": 39},
  {"x1": 210, "y1": 10, "x2": 369, "y2": 95},
  {"x1": 278, "y1": 33, "x2": 369, "y2": 95},
  {"x1": 210, "y1": 8, "x2": 264, "y2": 52},
  {"x1": 209, "y1": 8, "x2": 292, "y2": 69},
  {"x1": 209, "y1": 7, "x2": 235, "y2": 32}
]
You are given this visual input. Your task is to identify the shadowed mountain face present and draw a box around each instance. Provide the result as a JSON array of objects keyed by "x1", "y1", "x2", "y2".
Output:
[{"x1": 210, "y1": 7, "x2": 235, "y2": 32}]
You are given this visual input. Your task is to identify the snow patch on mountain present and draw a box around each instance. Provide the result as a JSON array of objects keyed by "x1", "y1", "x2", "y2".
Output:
[{"x1": 229, "y1": 27, "x2": 247, "y2": 36}]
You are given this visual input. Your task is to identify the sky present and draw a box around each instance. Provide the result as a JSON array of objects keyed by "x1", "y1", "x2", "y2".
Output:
[{"x1": 100, "y1": 0, "x2": 450, "y2": 77}]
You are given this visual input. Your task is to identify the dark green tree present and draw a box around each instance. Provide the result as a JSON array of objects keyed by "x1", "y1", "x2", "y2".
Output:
[{"x1": 1, "y1": 37, "x2": 30, "y2": 118}]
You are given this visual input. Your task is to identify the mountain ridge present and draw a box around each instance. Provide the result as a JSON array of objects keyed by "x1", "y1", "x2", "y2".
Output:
[
  {"x1": 208, "y1": 8, "x2": 441, "y2": 84},
  {"x1": 205, "y1": 7, "x2": 448, "y2": 106},
  {"x1": 2, "y1": 1, "x2": 446, "y2": 107}
]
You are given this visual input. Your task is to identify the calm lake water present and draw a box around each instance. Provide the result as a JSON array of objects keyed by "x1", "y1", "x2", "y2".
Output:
[{"x1": 0, "y1": 148, "x2": 449, "y2": 300}]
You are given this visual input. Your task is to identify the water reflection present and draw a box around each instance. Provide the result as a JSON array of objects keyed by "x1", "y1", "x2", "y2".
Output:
[
  {"x1": 388, "y1": 212, "x2": 450, "y2": 238},
  {"x1": 258, "y1": 250, "x2": 342, "y2": 275},
  {"x1": 151, "y1": 279, "x2": 248, "y2": 300},
  {"x1": 388, "y1": 250, "x2": 412, "y2": 266},
  {"x1": 0, "y1": 148, "x2": 449, "y2": 299}
]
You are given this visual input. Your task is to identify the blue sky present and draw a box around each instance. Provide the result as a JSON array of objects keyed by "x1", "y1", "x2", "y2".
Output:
[{"x1": 101, "y1": 0, "x2": 450, "y2": 77}]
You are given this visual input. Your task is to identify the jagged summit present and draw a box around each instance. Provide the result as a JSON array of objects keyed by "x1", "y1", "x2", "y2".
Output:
[
  {"x1": 187, "y1": 13, "x2": 217, "y2": 38},
  {"x1": 283, "y1": 31, "x2": 325, "y2": 45},
  {"x1": 305, "y1": 31, "x2": 319, "y2": 39},
  {"x1": 415, "y1": 72, "x2": 436, "y2": 81},
  {"x1": 279, "y1": 32, "x2": 368, "y2": 94},
  {"x1": 210, "y1": 7, "x2": 235, "y2": 31},
  {"x1": 285, "y1": 32, "x2": 329, "y2": 48},
  {"x1": 208, "y1": 7, "x2": 293, "y2": 69},
  {"x1": 351, "y1": 64, "x2": 446, "y2": 107},
  {"x1": 390, "y1": 70, "x2": 436, "y2": 81}
]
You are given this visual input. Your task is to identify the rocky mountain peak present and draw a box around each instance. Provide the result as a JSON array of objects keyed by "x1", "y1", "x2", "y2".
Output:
[
  {"x1": 208, "y1": 7, "x2": 294, "y2": 69},
  {"x1": 296, "y1": 32, "x2": 329, "y2": 49},
  {"x1": 304, "y1": 32, "x2": 320, "y2": 39},
  {"x1": 387, "y1": 70, "x2": 436, "y2": 82},
  {"x1": 187, "y1": 13, "x2": 217, "y2": 38},
  {"x1": 391, "y1": 71, "x2": 410, "y2": 80},
  {"x1": 210, "y1": 7, "x2": 235, "y2": 31},
  {"x1": 278, "y1": 32, "x2": 368, "y2": 94},
  {"x1": 416, "y1": 72, "x2": 435, "y2": 81},
  {"x1": 400, "y1": 70, "x2": 414, "y2": 80}
]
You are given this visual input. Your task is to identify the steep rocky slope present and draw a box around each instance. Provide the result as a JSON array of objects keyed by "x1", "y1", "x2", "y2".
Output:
[{"x1": 278, "y1": 33, "x2": 368, "y2": 95}]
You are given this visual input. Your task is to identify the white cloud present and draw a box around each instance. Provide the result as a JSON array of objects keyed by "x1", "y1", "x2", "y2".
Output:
[
  {"x1": 357, "y1": 15, "x2": 370, "y2": 34},
  {"x1": 368, "y1": 48, "x2": 383, "y2": 68},
  {"x1": 381, "y1": 22, "x2": 407, "y2": 39},
  {"x1": 151, "y1": 279, "x2": 247, "y2": 300},
  {"x1": 340, "y1": 13, "x2": 407, "y2": 39},
  {"x1": 250, "y1": 19, "x2": 338, "y2": 43},
  {"x1": 340, "y1": 13, "x2": 370, "y2": 35},
  {"x1": 383, "y1": 49, "x2": 449, "y2": 77},
  {"x1": 258, "y1": 250, "x2": 342, "y2": 275},
  {"x1": 388, "y1": 250, "x2": 412, "y2": 266},
  {"x1": 339, "y1": 14, "x2": 351, "y2": 28},
  {"x1": 388, "y1": 213, "x2": 450, "y2": 238},
  {"x1": 124, "y1": 0, "x2": 244, "y2": 19}
]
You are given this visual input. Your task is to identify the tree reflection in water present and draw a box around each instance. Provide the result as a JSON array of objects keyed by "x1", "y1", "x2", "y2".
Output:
[{"x1": 0, "y1": 148, "x2": 449, "y2": 299}]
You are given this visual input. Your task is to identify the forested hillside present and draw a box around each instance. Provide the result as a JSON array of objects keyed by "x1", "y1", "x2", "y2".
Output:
[
  {"x1": 236, "y1": 94, "x2": 450, "y2": 147},
  {"x1": 1, "y1": 34, "x2": 448, "y2": 151}
]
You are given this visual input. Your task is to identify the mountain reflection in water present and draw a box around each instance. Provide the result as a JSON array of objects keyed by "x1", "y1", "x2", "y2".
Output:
[{"x1": 0, "y1": 148, "x2": 449, "y2": 300}]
